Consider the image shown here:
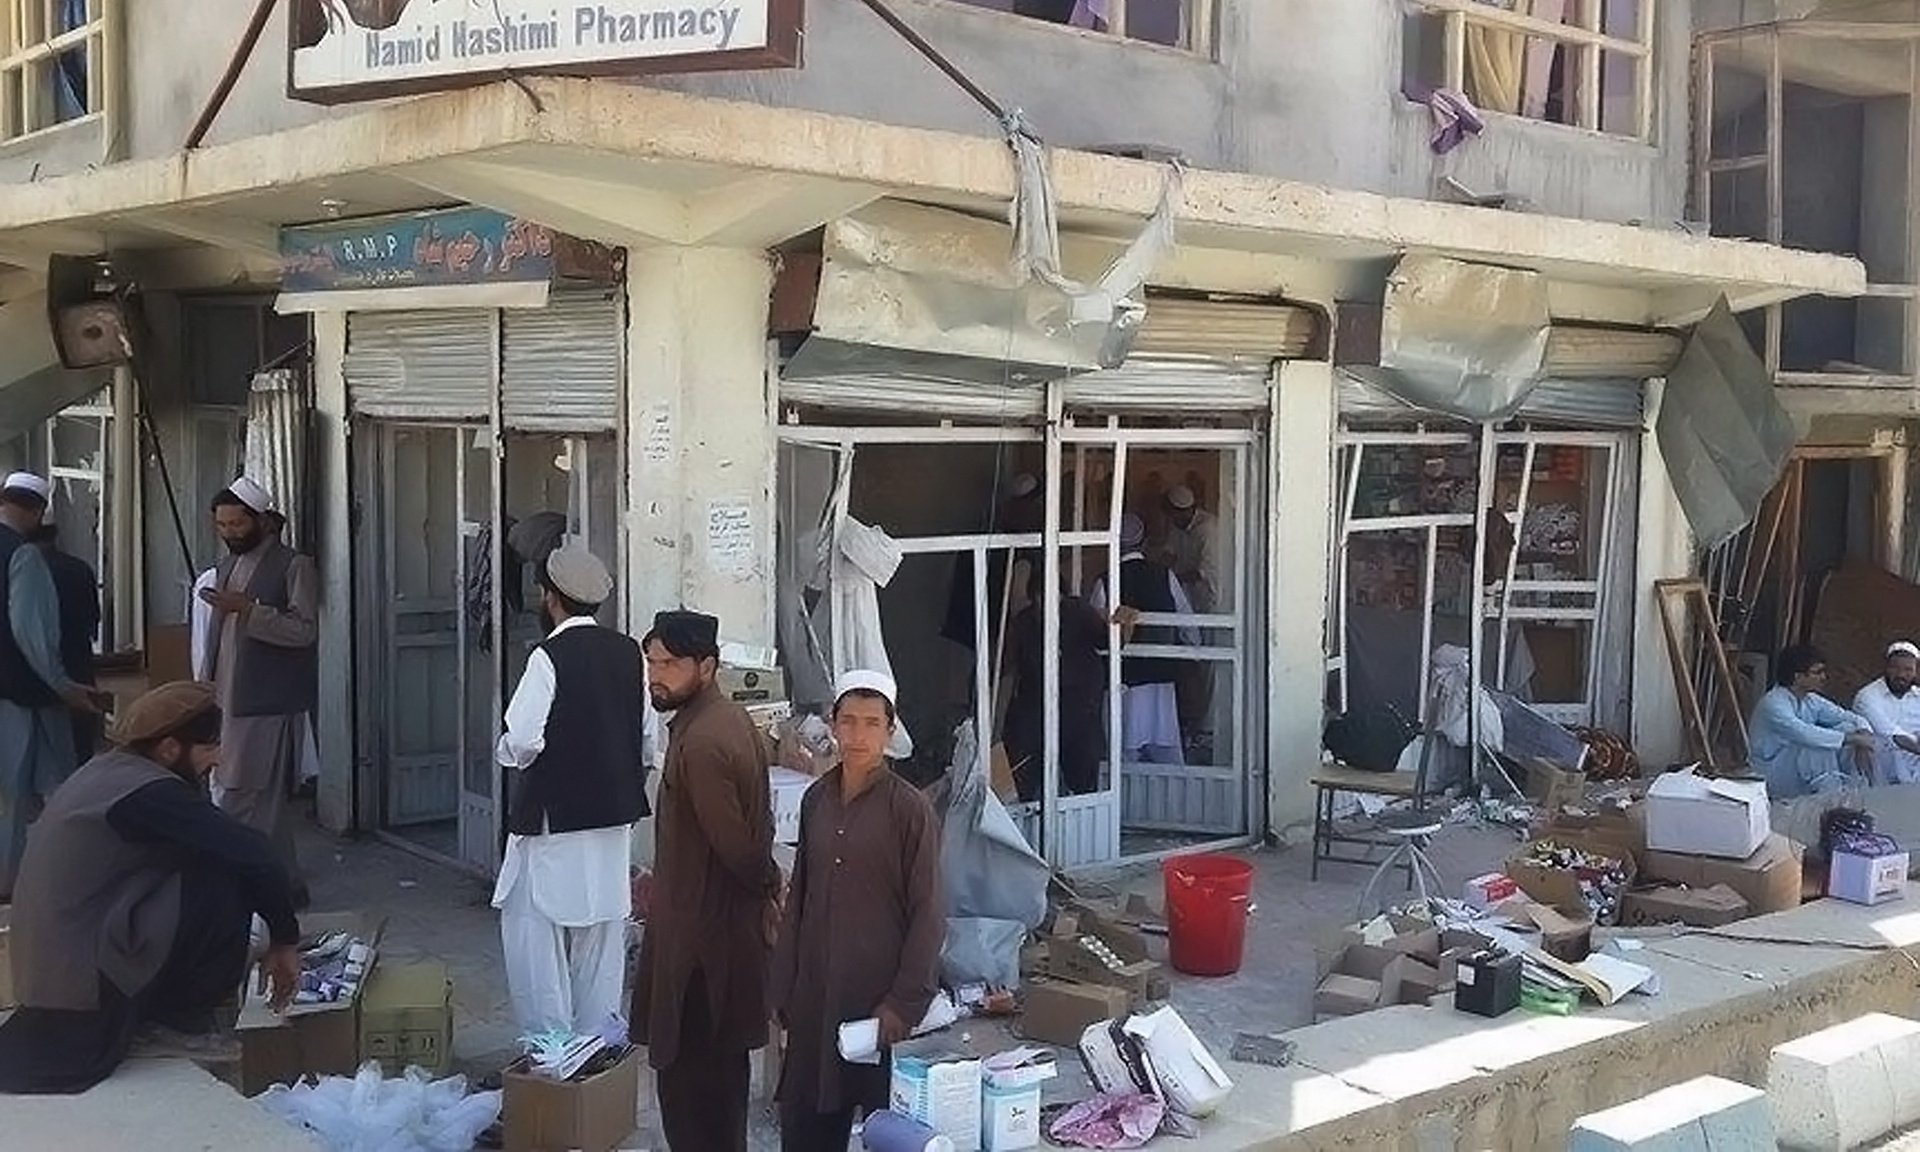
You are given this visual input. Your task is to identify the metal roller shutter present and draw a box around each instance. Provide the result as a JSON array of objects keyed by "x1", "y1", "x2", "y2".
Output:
[
  {"x1": 345, "y1": 310, "x2": 495, "y2": 420},
  {"x1": 778, "y1": 373, "x2": 1046, "y2": 420},
  {"x1": 1063, "y1": 355, "x2": 1273, "y2": 411},
  {"x1": 1337, "y1": 372, "x2": 1644, "y2": 429},
  {"x1": 501, "y1": 286, "x2": 624, "y2": 431}
]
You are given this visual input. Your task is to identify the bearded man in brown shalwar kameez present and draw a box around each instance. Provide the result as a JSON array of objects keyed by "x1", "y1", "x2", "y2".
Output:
[
  {"x1": 771, "y1": 669, "x2": 944, "y2": 1152},
  {"x1": 629, "y1": 610, "x2": 781, "y2": 1152}
]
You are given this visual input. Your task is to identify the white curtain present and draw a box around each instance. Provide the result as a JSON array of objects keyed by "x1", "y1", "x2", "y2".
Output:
[{"x1": 243, "y1": 368, "x2": 310, "y2": 547}]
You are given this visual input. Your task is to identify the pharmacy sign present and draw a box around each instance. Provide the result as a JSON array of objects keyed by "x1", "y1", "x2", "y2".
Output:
[{"x1": 288, "y1": 0, "x2": 803, "y2": 104}]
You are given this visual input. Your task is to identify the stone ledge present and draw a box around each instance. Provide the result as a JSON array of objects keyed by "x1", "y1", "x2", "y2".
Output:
[
  {"x1": 0, "y1": 1057, "x2": 320, "y2": 1150},
  {"x1": 1179, "y1": 898, "x2": 1920, "y2": 1152}
]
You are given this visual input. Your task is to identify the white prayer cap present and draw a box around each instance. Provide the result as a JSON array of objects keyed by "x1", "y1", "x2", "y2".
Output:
[
  {"x1": 224, "y1": 475, "x2": 274, "y2": 514},
  {"x1": 1889, "y1": 641, "x2": 1920, "y2": 661},
  {"x1": 0, "y1": 472, "x2": 49, "y2": 503},
  {"x1": 1009, "y1": 473, "x2": 1039, "y2": 499},
  {"x1": 543, "y1": 543, "x2": 613, "y2": 605},
  {"x1": 834, "y1": 669, "x2": 898, "y2": 708},
  {"x1": 1167, "y1": 485, "x2": 1196, "y2": 510}
]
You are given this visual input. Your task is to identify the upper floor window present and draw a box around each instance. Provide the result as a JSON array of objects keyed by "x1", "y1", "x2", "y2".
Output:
[
  {"x1": 946, "y1": 0, "x2": 1215, "y2": 55},
  {"x1": 1405, "y1": 0, "x2": 1656, "y2": 141},
  {"x1": 0, "y1": 0, "x2": 106, "y2": 141}
]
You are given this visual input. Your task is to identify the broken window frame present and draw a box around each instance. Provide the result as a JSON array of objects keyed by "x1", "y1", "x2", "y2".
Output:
[
  {"x1": 1412, "y1": 0, "x2": 1658, "y2": 140},
  {"x1": 0, "y1": 0, "x2": 118, "y2": 149}
]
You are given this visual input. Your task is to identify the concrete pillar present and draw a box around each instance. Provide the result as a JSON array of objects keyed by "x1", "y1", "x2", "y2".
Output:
[
  {"x1": 624, "y1": 247, "x2": 775, "y2": 871},
  {"x1": 310, "y1": 310, "x2": 355, "y2": 834},
  {"x1": 1630, "y1": 382, "x2": 1694, "y2": 770},
  {"x1": 624, "y1": 246, "x2": 777, "y2": 647},
  {"x1": 1267, "y1": 359, "x2": 1335, "y2": 841},
  {"x1": 1569, "y1": 1076, "x2": 1773, "y2": 1151}
]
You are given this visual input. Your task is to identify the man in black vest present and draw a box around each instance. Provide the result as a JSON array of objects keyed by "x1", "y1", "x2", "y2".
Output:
[
  {"x1": 491, "y1": 542, "x2": 647, "y2": 1037},
  {"x1": 0, "y1": 472, "x2": 95, "y2": 898},
  {"x1": 31, "y1": 522, "x2": 101, "y2": 760},
  {"x1": 198, "y1": 476, "x2": 317, "y2": 905},
  {"x1": 1090, "y1": 512, "x2": 1199, "y2": 767}
]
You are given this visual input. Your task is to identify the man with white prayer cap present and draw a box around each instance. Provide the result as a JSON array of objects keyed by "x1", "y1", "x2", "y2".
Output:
[
  {"x1": 491, "y1": 542, "x2": 647, "y2": 1039},
  {"x1": 198, "y1": 476, "x2": 317, "y2": 904},
  {"x1": 771, "y1": 669, "x2": 943, "y2": 1152},
  {"x1": 1089, "y1": 512, "x2": 1200, "y2": 766},
  {"x1": 1853, "y1": 640, "x2": 1920, "y2": 786},
  {"x1": 0, "y1": 471, "x2": 95, "y2": 896}
]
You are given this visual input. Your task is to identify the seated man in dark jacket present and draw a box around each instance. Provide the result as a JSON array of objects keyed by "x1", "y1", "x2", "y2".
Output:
[{"x1": 0, "y1": 681, "x2": 301, "y2": 1094}]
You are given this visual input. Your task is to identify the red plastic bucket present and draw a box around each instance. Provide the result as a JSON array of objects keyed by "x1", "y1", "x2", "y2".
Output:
[{"x1": 1163, "y1": 854, "x2": 1255, "y2": 977}]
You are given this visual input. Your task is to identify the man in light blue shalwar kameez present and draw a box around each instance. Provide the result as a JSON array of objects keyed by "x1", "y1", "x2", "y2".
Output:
[
  {"x1": 0, "y1": 473, "x2": 89, "y2": 898},
  {"x1": 1749, "y1": 643, "x2": 1877, "y2": 800}
]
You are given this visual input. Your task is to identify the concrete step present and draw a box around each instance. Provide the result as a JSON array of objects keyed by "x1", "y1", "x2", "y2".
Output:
[
  {"x1": 1770, "y1": 1012, "x2": 1920, "y2": 1151},
  {"x1": 1568, "y1": 1075, "x2": 1773, "y2": 1152}
]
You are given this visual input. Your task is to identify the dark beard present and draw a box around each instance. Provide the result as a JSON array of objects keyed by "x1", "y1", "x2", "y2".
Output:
[
  {"x1": 649, "y1": 684, "x2": 698, "y2": 712},
  {"x1": 223, "y1": 532, "x2": 261, "y2": 555}
]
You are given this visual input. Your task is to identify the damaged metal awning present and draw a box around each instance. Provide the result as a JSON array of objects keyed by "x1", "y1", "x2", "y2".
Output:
[{"x1": 0, "y1": 292, "x2": 109, "y2": 440}]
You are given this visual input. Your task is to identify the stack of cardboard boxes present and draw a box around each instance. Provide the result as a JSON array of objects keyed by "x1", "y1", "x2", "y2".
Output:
[
  {"x1": 1313, "y1": 916, "x2": 1495, "y2": 1017},
  {"x1": 1633, "y1": 772, "x2": 1804, "y2": 924},
  {"x1": 1019, "y1": 905, "x2": 1168, "y2": 1047}
]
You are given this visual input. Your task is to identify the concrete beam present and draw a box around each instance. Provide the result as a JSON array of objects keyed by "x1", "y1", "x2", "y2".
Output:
[
  {"x1": 1769, "y1": 1012, "x2": 1920, "y2": 1150},
  {"x1": 1569, "y1": 1077, "x2": 1774, "y2": 1151},
  {"x1": 129, "y1": 210, "x2": 281, "y2": 262},
  {"x1": 0, "y1": 78, "x2": 1862, "y2": 307},
  {"x1": 398, "y1": 158, "x2": 693, "y2": 248}
]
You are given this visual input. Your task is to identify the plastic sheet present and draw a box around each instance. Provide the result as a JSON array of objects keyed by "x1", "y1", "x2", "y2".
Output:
[
  {"x1": 255, "y1": 1062, "x2": 502, "y2": 1152},
  {"x1": 939, "y1": 720, "x2": 1050, "y2": 987},
  {"x1": 1045, "y1": 1093, "x2": 1166, "y2": 1149}
]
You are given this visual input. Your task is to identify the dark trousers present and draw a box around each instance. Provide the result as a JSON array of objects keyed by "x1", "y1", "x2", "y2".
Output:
[
  {"x1": 0, "y1": 864, "x2": 248, "y2": 1094},
  {"x1": 656, "y1": 970, "x2": 751, "y2": 1152},
  {"x1": 780, "y1": 1100, "x2": 858, "y2": 1152}
]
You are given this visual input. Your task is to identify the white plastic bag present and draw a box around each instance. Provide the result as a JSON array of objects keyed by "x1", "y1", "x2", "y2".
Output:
[{"x1": 255, "y1": 1062, "x2": 502, "y2": 1152}]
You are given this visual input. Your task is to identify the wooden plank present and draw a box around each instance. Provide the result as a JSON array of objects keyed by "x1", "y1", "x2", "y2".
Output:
[
  {"x1": 1655, "y1": 579, "x2": 1714, "y2": 765},
  {"x1": 1421, "y1": 0, "x2": 1647, "y2": 56}
]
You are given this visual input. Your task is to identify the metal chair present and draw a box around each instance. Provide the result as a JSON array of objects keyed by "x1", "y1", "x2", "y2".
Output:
[{"x1": 1355, "y1": 702, "x2": 1448, "y2": 918}]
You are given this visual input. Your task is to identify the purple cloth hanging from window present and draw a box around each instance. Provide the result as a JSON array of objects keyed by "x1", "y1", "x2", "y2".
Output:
[{"x1": 1070, "y1": 0, "x2": 1108, "y2": 30}]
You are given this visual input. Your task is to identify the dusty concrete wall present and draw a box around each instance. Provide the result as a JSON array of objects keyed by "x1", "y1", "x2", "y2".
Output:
[
  {"x1": 3, "y1": 0, "x2": 1687, "y2": 228},
  {"x1": 1632, "y1": 382, "x2": 1693, "y2": 770}
]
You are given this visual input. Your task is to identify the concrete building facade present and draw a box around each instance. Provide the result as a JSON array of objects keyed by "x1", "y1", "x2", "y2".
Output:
[{"x1": 0, "y1": 0, "x2": 1871, "y2": 877}]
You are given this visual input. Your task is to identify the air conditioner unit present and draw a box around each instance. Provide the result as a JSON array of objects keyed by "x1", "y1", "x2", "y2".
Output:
[{"x1": 52, "y1": 299, "x2": 132, "y2": 368}]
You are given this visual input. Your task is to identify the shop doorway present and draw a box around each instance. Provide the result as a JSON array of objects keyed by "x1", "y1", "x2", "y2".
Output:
[
  {"x1": 774, "y1": 414, "x2": 1262, "y2": 871},
  {"x1": 356, "y1": 421, "x2": 624, "y2": 874}
]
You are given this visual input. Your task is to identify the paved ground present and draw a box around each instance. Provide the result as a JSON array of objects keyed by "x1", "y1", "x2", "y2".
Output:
[{"x1": 295, "y1": 809, "x2": 1521, "y2": 1149}]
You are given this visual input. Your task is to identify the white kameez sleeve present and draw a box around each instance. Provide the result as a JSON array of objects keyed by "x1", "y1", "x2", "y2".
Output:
[{"x1": 496, "y1": 648, "x2": 558, "y2": 768}]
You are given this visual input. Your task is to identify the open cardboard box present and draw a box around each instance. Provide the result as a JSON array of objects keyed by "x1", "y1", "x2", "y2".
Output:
[
  {"x1": 235, "y1": 912, "x2": 385, "y2": 1095},
  {"x1": 1045, "y1": 906, "x2": 1169, "y2": 1005},
  {"x1": 504, "y1": 1045, "x2": 643, "y2": 1152}
]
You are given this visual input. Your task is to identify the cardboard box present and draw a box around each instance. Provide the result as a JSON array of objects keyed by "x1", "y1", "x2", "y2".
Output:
[
  {"x1": 1525, "y1": 760, "x2": 1588, "y2": 814},
  {"x1": 1505, "y1": 844, "x2": 1636, "y2": 919},
  {"x1": 1463, "y1": 873, "x2": 1519, "y2": 910},
  {"x1": 1619, "y1": 884, "x2": 1751, "y2": 929},
  {"x1": 719, "y1": 665, "x2": 786, "y2": 705},
  {"x1": 1045, "y1": 907, "x2": 1167, "y2": 1003},
  {"x1": 982, "y1": 1049, "x2": 1055, "y2": 1152},
  {"x1": 236, "y1": 912, "x2": 381, "y2": 1095},
  {"x1": 1641, "y1": 833, "x2": 1804, "y2": 916},
  {"x1": 768, "y1": 767, "x2": 816, "y2": 847},
  {"x1": 1314, "y1": 943, "x2": 1426, "y2": 1016},
  {"x1": 1527, "y1": 904, "x2": 1594, "y2": 963},
  {"x1": 1020, "y1": 980, "x2": 1130, "y2": 1047},
  {"x1": 503, "y1": 1045, "x2": 642, "y2": 1152},
  {"x1": 359, "y1": 962, "x2": 452, "y2": 1077},
  {"x1": 891, "y1": 1046, "x2": 983, "y2": 1152},
  {"x1": 1830, "y1": 848, "x2": 1909, "y2": 906},
  {"x1": 1645, "y1": 771, "x2": 1770, "y2": 860}
]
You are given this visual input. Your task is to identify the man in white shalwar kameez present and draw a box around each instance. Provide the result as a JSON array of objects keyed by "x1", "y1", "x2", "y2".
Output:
[
  {"x1": 1853, "y1": 640, "x2": 1920, "y2": 787},
  {"x1": 492, "y1": 544, "x2": 649, "y2": 1037},
  {"x1": 1090, "y1": 513, "x2": 1199, "y2": 766}
]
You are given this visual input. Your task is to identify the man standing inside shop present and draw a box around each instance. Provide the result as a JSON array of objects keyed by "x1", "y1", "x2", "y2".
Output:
[
  {"x1": 0, "y1": 472, "x2": 94, "y2": 898},
  {"x1": 492, "y1": 543, "x2": 646, "y2": 1037},
  {"x1": 772, "y1": 670, "x2": 944, "y2": 1152},
  {"x1": 1091, "y1": 512, "x2": 1199, "y2": 767},
  {"x1": 631, "y1": 609, "x2": 781, "y2": 1152},
  {"x1": 198, "y1": 476, "x2": 317, "y2": 905}
]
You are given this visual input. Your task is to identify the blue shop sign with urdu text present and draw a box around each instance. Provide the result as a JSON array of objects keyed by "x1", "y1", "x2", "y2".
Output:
[{"x1": 280, "y1": 208, "x2": 568, "y2": 293}]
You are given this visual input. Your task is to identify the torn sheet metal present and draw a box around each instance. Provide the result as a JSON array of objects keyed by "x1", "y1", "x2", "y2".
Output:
[
  {"x1": 790, "y1": 163, "x2": 1177, "y2": 385},
  {"x1": 1348, "y1": 254, "x2": 1552, "y2": 422},
  {"x1": 1656, "y1": 298, "x2": 1798, "y2": 549}
]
